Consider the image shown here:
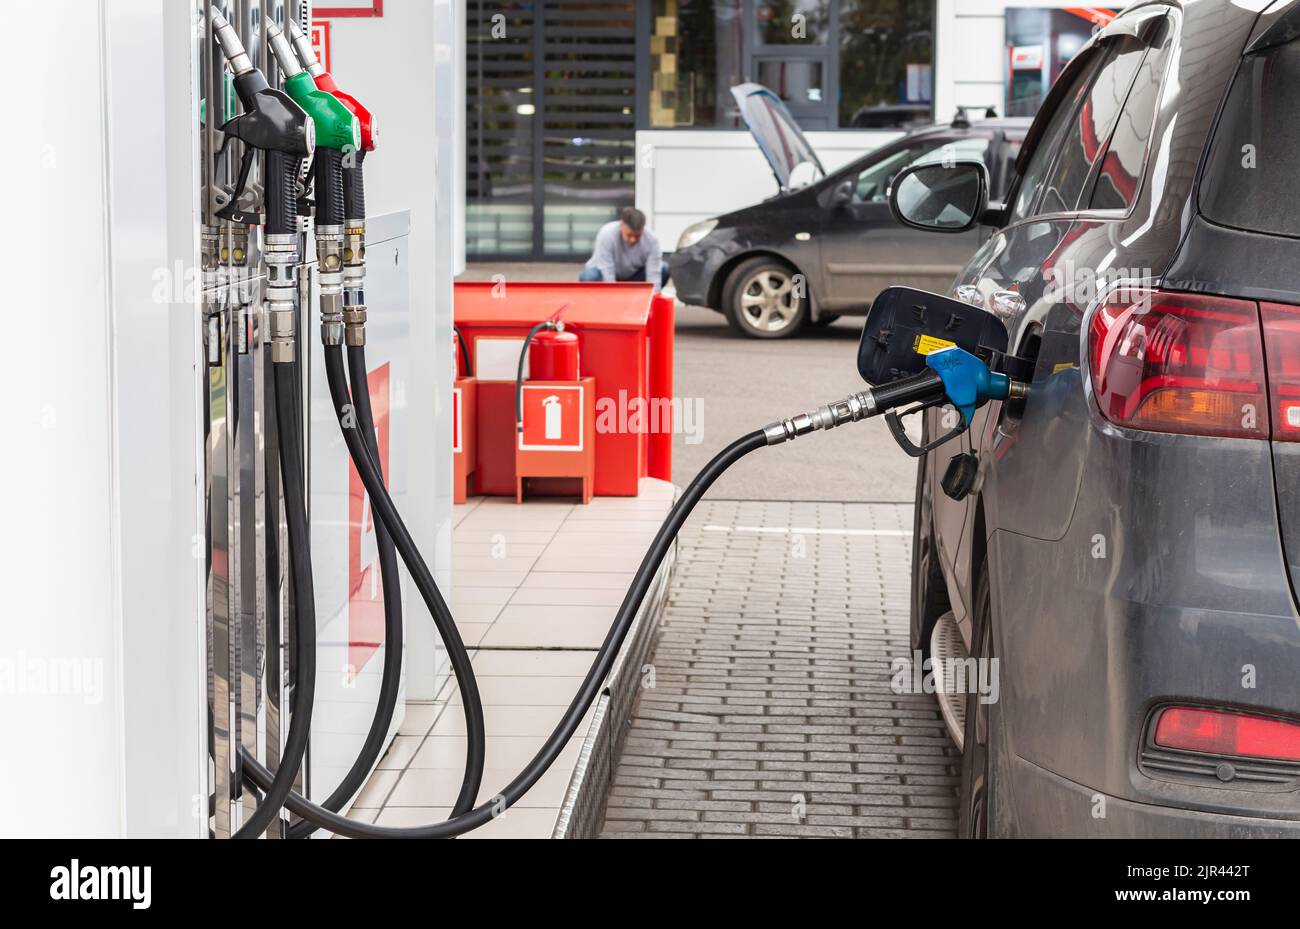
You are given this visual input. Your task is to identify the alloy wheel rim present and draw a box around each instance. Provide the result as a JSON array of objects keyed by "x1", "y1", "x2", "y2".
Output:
[{"x1": 740, "y1": 269, "x2": 798, "y2": 332}]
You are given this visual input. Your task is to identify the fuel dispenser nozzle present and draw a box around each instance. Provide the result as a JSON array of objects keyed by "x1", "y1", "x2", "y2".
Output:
[
  {"x1": 763, "y1": 347, "x2": 1026, "y2": 451},
  {"x1": 266, "y1": 20, "x2": 362, "y2": 349},
  {"x1": 209, "y1": 8, "x2": 315, "y2": 364},
  {"x1": 279, "y1": 17, "x2": 378, "y2": 348}
]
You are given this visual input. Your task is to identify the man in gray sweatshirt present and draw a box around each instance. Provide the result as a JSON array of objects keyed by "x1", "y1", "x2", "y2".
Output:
[{"x1": 579, "y1": 207, "x2": 669, "y2": 292}]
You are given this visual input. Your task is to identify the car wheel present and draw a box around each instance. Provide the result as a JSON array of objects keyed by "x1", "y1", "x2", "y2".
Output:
[
  {"x1": 722, "y1": 257, "x2": 809, "y2": 339},
  {"x1": 910, "y1": 439, "x2": 949, "y2": 658},
  {"x1": 958, "y1": 562, "x2": 996, "y2": 838}
]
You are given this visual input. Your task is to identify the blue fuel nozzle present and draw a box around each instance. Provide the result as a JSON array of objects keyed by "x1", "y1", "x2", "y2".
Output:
[{"x1": 925, "y1": 347, "x2": 1012, "y2": 426}]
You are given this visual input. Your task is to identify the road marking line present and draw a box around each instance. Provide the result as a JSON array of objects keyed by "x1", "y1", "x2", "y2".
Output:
[{"x1": 702, "y1": 525, "x2": 912, "y2": 537}]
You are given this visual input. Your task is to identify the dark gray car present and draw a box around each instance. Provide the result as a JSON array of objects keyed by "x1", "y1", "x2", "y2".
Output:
[
  {"x1": 668, "y1": 83, "x2": 1028, "y2": 339},
  {"x1": 895, "y1": 0, "x2": 1300, "y2": 837}
]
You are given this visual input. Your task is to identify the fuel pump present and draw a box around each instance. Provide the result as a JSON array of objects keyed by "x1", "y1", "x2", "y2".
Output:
[{"x1": 209, "y1": 8, "x2": 318, "y2": 840}]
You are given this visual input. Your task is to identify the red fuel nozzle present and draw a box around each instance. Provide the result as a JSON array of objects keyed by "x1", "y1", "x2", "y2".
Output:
[{"x1": 285, "y1": 18, "x2": 378, "y2": 152}]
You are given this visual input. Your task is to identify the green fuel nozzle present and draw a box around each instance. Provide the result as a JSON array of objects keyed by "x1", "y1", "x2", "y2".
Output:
[
  {"x1": 277, "y1": 18, "x2": 377, "y2": 347},
  {"x1": 267, "y1": 22, "x2": 360, "y2": 157},
  {"x1": 265, "y1": 19, "x2": 360, "y2": 348}
]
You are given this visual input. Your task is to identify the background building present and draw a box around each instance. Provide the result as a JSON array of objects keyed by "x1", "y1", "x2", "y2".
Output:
[{"x1": 465, "y1": 1, "x2": 1116, "y2": 261}]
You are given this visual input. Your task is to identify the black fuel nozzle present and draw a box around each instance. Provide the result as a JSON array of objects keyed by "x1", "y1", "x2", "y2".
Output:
[
  {"x1": 210, "y1": 9, "x2": 315, "y2": 235},
  {"x1": 210, "y1": 8, "x2": 316, "y2": 364}
]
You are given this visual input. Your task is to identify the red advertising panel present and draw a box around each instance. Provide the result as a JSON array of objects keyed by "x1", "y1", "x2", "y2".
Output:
[{"x1": 347, "y1": 363, "x2": 390, "y2": 679}]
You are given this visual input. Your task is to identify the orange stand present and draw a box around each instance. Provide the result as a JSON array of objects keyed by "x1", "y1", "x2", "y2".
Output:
[
  {"x1": 453, "y1": 377, "x2": 477, "y2": 504},
  {"x1": 515, "y1": 377, "x2": 596, "y2": 504}
]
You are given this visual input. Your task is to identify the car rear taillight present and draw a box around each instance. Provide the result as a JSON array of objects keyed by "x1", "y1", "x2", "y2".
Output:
[
  {"x1": 1088, "y1": 289, "x2": 1268, "y2": 438},
  {"x1": 1261, "y1": 302, "x2": 1300, "y2": 441},
  {"x1": 1154, "y1": 706, "x2": 1300, "y2": 763}
]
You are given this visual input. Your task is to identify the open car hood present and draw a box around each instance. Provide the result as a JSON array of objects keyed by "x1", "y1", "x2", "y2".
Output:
[{"x1": 730, "y1": 83, "x2": 825, "y2": 191}]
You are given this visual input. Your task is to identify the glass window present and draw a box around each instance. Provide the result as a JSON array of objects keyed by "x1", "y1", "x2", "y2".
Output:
[
  {"x1": 649, "y1": 0, "x2": 744, "y2": 128},
  {"x1": 1201, "y1": 39, "x2": 1300, "y2": 237},
  {"x1": 756, "y1": 58, "x2": 826, "y2": 108},
  {"x1": 465, "y1": 1, "x2": 536, "y2": 257},
  {"x1": 756, "y1": 0, "x2": 831, "y2": 45},
  {"x1": 1037, "y1": 36, "x2": 1147, "y2": 216},
  {"x1": 839, "y1": 0, "x2": 933, "y2": 128},
  {"x1": 1009, "y1": 50, "x2": 1105, "y2": 223},
  {"x1": 1089, "y1": 22, "x2": 1169, "y2": 211}
]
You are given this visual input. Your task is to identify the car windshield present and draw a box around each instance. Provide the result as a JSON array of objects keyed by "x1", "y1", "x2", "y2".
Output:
[{"x1": 1200, "y1": 39, "x2": 1300, "y2": 237}]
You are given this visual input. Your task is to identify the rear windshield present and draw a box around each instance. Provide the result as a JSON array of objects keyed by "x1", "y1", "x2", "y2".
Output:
[{"x1": 1201, "y1": 41, "x2": 1300, "y2": 237}]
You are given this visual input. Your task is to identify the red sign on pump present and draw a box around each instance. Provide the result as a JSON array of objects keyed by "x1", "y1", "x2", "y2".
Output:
[
  {"x1": 348, "y1": 362, "x2": 390, "y2": 679},
  {"x1": 518, "y1": 385, "x2": 584, "y2": 451}
]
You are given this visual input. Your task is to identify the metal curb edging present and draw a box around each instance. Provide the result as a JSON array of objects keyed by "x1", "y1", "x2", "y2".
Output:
[{"x1": 551, "y1": 507, "x2": 679, "y2": 839}]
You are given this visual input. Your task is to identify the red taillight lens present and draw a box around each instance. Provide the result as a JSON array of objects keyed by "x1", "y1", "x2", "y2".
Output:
[
  {"x1": 1088, "y1": 289, "x2": 1268, "y2": 438},
  {"x1": 1154, "y1": 706, "x2": 1300, "y2": 762},
  {"x1": 1261, "y1": 302, "x2": 1300, "y2": 441}
]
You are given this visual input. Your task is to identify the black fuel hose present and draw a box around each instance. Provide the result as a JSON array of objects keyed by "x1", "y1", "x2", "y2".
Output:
[
  {"x1": 315, "y1": 148, "x2": 347, "y2": 227},
  {"x1": 276, "y1": 345, "x2": 406, "y2": 840},
  {"x1": 324, "y1": 345, "x2": 485, "y2": 813},
  {"x1": 242, "y1": 345, "x2": 487, "y2": 826},
  {"x1": 232, "y1": 361, "x2": 317, "y2": 839},
  {"x1": 244, "y1": 427, "x2": 768, "y2": 838},
  {"x1": 264, "y1": 150, "x2": 301, "y2": 237},
  {"x1": 343, "y1": 149, "x2": 366, "y2": 224},
  {"x1": 454, "y1": 325, "x2": 471, "y2": 378}
]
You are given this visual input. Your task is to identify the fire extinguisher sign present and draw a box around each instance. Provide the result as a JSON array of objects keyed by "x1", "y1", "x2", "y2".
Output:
[{"x1": 518, "y1": 385, "x2": 584, "y2": 452}]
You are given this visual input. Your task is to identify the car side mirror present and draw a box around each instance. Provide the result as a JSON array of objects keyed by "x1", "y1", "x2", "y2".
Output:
[
  {"x1": 888, "y1": 160, "x2": 990, "y2": 234},
  {"x1": 830, "y1": 178, "x2": 855, "y2": 209},
  {"x1": 858, "y1": 286, "x2": 1009, "y2": 387}
]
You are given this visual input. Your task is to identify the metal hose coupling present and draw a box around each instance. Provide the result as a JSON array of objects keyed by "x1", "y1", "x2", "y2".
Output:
[
  {"x1": 344, "y1": 222, "x2": 366, "y2": 285},
  {"x1": 763, "y1": 390, "x2": 878, "y2": 446},
  {"x1": 265, "y1": 233, "x2": 301, "y2": 364},
  {"x1": 343, "y1": 292, "x2": 367, "y2": 347},
  {"x1": 316, "y1": 226, "x2": 346, "y2": 346}
]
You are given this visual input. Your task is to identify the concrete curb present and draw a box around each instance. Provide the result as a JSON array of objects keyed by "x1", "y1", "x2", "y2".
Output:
[{"x1": 552, "y1": 521, "x2": 678, "y2": 839}]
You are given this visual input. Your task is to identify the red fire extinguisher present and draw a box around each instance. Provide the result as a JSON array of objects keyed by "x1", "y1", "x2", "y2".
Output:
[{"x1": 516, "y1": 307, "x2": 577, "y2": 433}]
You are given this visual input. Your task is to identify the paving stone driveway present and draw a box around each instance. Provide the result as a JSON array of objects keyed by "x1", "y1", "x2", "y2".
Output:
[{"x1": 599, "y1": 500, "x2": 960, "y2": 838}]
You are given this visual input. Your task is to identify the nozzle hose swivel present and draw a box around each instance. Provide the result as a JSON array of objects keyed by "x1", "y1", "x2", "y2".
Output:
[
  {"x1": 210, "y1": 9, "x2": 253, "y2": 77},
  {"x1": 286, "y1": 17, "x2": 327, "y2": 79},
  {"x1": 763, "y1": 391, "x2": 877, "y2": 446}
]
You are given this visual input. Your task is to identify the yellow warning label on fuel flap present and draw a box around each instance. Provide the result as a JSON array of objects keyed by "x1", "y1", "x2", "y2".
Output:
[{"x1": 913, "y1": 334, "x2": 957, "y2": 356}]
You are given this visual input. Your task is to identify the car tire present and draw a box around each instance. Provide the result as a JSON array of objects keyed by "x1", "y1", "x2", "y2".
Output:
[
  {"x1": 722, "y1": 257, "x2": 809, "y2": 339},
  {"x1": 910, "y1": 440, "x2": 949, "y2": 658},
  {"x1": 958, "y1": 561, "x2": 997, "y2": 838}
]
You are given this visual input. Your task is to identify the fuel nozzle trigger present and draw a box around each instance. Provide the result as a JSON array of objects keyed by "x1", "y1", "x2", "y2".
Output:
[
  {"x1": 216, "y1": 88, "x2": 313, "y2": 225},
  {"x1": 882, "y1": 347, "x2": 1018, "y2": 458}
]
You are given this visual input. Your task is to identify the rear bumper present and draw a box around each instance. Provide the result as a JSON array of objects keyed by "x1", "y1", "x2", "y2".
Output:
[{"x1": 1007, "y1": 753, "x2": 1300, "y2": 838}]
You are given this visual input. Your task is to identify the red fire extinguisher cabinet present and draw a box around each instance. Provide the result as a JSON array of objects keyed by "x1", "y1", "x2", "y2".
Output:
[{"x1": 454, "y1": 282, "x2": 674, "y2": 498}]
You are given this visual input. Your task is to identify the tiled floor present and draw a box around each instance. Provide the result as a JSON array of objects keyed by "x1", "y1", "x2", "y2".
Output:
[{"x1": 347, "y1": 480, "x2": 675, "y2": 838}]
